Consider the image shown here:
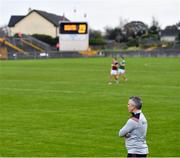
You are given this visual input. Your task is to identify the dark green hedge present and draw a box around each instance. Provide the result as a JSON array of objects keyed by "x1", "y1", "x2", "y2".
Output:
[{"x1": 32, "y1": 34, "x2": 58, "y2": 46}]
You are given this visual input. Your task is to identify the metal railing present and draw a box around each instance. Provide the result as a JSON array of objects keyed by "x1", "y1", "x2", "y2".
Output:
[{"x1": 23, "y1": 34, "x2": 53, "y2": 51}]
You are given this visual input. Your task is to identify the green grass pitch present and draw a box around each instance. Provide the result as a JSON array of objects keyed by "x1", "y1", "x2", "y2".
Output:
[{"x1": 0, "y1": 57, "x2": 180, "y2": 156}]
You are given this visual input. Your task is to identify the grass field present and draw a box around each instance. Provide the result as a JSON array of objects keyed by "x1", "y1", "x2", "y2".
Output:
[{"x1": 0, "y1": 57, "x2": 180, "y2": 157}]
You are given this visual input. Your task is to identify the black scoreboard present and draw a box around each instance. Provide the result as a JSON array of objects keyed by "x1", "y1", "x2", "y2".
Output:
[{"x1": 60, "y1": 22, "x2": 88, "y2": 34}]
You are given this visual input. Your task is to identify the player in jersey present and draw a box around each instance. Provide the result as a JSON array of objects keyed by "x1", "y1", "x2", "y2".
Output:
[
  {"x1": 108, "y1": 57, "x2": 119, "y2": 84},
  {"x1": 118, "y1": 56, "x2": 127, "y2": 81}
]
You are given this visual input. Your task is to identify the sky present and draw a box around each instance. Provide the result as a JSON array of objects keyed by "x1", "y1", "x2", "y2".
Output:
[{"x1": 0, "y1": 0, "x2": 180, "y2": 31}]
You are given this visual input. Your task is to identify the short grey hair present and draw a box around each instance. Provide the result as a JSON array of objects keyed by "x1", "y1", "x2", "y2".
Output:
[{"x1": 129, "y1": 96, "x2": 142, "y2": 109}]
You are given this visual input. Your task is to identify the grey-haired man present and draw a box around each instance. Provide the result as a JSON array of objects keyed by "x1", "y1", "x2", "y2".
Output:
[{"x1": 119, "y1": 96, "x2": 149, "y2": 157}]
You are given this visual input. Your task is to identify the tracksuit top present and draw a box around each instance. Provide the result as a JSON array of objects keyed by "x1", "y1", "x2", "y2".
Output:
[{"x1": 119, "y1": 110, "x2": 149, "y2": 154}]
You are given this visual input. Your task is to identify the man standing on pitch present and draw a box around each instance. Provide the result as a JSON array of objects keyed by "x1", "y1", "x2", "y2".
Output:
[{"x1": 119, "y1": 96, "x2": 149, "y2": 157}]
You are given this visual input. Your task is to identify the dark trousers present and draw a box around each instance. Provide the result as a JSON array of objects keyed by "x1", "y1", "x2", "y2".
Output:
[{"x1": 127, "y1": 153, "x2": 147, "y2": 158}]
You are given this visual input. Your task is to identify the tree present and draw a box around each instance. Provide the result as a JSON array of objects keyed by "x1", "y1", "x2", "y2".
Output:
[
  {"x1": 89, "y1": 29, "x2": 102, "y2": 39},
  {"x1": 123, "y1": 21, "x2": 148, "y2": 39},
  {"x1": 177, "y1": 32, "x2": 180, "y2": 41},
  {"x1": 89, "y1": 29, "x2": 106, "y2": 45},
  {"x1": 149, "y1": 16, "x2": 161, "y2": 34},
  {"x1": 119, "y1": 17, "x2": 128, "y2": 29},
  {"x1": 127, "y1": 37, "x2": 139, "y2": 47},
  {"x1": 104, "y1": 27, "x2": 124, "y2": 42}
]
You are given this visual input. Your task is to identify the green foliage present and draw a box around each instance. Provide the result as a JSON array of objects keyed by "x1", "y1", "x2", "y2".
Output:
[
  {"x1": 32, "y1": 34, "x2": 58, "y2": 46},
  {"x1": 148, "y1": 25, "x2": 159, "y2": 35},
  {"x1": 149, "y1": 16, "x2": 161, "y2": 35},
  {"x1": 104, "y1": 27, "x2": 123, "y2": 42},
  {"x1": 127, "y1": 37, "x2": 139, "y2": 47},
  {"x1": 89, "y1": 38, "x2": 106, "y2": 45},
  {"x1": 89, "y1": 29, "x2": 106, "y2": 45},
  {"x1": 13, "y1": 33, "x2": 19, "y2": 38},
  {"x1": 177, "y1": 32, "x2": 180, "y2": 41},
  {"x1": 102, "y1": 20, "x2": 162, "y2": 49},
  {"x1": 139, "y1": 34, "x2": 160, "y2": 48},
  {"x1": 89, "y1": 29, "x2": 102, "y2": 39}
]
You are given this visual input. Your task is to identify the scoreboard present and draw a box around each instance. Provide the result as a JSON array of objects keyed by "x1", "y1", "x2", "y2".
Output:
[
  {"x1": 60, "y1": 22, "x2": 88, "y2": 34},
  {"x1": 59, "y1": 22, "x2": 89, "y2": 51}
]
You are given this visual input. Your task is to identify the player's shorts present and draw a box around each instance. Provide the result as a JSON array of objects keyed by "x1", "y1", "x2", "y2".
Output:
[
  {"x1": 111, "y1": 70, "x2": 118, "y2": 75},
  {"x1": 118, "y1": 69, "x2": 126, "y2": 74}
]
